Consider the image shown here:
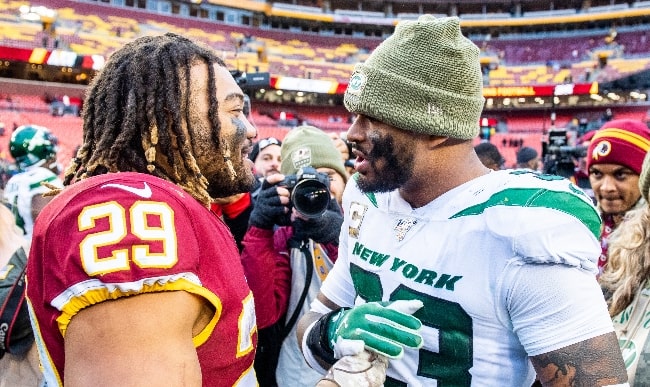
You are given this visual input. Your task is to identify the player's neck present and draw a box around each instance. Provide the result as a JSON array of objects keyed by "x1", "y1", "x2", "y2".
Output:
[{"x1": 400, "y1": 157, "x2": 490, "y2": 209}]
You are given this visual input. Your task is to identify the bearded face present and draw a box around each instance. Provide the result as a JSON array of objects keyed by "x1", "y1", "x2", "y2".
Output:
[
  {"x1": 184, "y1": 64, "x2": 257, "y2": 199},
  {"x1": 355, "y1": 130, "x2": 416, "y2": 194}
]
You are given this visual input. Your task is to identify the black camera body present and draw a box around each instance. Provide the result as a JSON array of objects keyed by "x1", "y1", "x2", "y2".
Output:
[
  {"x1": 281, "y1": 166, "x2": 331, "y2": 218},
  {"x1": 542, "y1": 129, "x2": 588, "y2": 178}
]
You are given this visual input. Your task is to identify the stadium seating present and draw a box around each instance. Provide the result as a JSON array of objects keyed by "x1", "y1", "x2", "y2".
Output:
[
  {"x1": 3, "y1": 0, "x2": 650, "y2": 87},
  {"x1": 2, "y1": 0, "x2": 650, "y2": 170}
]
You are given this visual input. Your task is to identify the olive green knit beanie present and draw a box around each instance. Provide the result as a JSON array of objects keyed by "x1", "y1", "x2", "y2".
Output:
[
  {"x1": 344, "y1": 15, "x2": 485, "y2": 139},
  {"x1": 281, "y1": 125, "x2": 348, "y2": 183}
]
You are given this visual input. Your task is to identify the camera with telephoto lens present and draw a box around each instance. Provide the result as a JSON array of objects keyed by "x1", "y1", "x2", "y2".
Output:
[
  {"x1": 542, "y1": 129, "x2": 588, "y2": 178},
  {"x1": 280, "y1": 166, "x2": 331, "y2": 218}
]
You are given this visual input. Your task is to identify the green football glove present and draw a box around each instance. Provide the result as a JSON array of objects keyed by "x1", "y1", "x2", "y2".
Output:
[{"x1": 326, "y1": 300, "x2": 424, "y2": 359}]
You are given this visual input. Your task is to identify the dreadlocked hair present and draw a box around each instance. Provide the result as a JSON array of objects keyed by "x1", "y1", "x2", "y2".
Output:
[{"x1": 63, "y1": 33, "x2": 226, "y2": 207}]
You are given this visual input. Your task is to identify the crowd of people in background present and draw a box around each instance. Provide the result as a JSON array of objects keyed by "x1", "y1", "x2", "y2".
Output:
[
  {"x1": 3, "y1": 13, "x2": 650, "y2": 387},
  {"x1": 242, "y1": 125, "x2": 349, "y2": 386}
]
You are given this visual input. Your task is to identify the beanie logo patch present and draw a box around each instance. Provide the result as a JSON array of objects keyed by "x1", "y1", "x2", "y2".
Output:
[
  {"x1": 427, "y1": 102, "x2": 443, "y2": 116},
  {"x1": 592, "y1": 140, "x2": 612, "y2": 161},
  {"x1": 347, "y1": 72, "x2": 366, "y2": 96},
  {"x1": 291, "y1": 147, "x2": 312, "y2": 170}
]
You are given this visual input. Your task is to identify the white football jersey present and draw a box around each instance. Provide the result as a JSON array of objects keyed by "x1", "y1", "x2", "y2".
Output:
[
  {"x1": 3, "y1": 166, "x2": 62, "y2": 240},
  {"x1": 320, "y1": 169, "x2": 614, "y2": 386}
]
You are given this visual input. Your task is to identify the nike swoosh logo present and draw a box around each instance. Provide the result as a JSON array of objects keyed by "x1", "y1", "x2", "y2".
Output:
[{"x1": 101, "y1": 182, "x2": 153, "y2": 199}]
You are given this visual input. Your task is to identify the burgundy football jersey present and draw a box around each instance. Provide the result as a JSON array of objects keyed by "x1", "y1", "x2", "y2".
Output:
[{"x1": 26, "y1": 172, "x2": 257, "y2": 386}]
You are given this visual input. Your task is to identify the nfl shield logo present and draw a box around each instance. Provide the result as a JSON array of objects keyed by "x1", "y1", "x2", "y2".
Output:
[{"x1": 394, "y1": 218, "x2": 417, "y2": 242}]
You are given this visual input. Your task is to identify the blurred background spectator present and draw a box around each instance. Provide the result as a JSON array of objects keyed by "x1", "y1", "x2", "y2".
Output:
[
  {"x1": 516, "y1": 146, "x2": 540, "y2": 171},
  {"x1": 475, "y1": 142, "x2": 506, "y2": 171}
]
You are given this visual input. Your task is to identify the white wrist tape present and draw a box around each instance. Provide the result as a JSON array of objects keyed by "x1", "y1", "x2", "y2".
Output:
[{"x1": 311, "y1": 298, "x2": 335, "y2": 314}]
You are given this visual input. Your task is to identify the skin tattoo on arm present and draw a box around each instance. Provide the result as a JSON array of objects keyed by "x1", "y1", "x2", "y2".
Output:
[{"x1": 530, "y1": 332, "x2": 627, "y2": 386}]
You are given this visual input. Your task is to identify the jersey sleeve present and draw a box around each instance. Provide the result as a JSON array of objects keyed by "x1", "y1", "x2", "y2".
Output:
[
  {"x1": 482, "y1": 177, "x2": 601, "y2": 273},
  {"x1": 499, "y1": 261, "x2": 614, "y2": 356},
  {"x1": 512, "y1": 211, "x2": 600, "y2": 273},
  {"x1": 29, "y1": 168, "x2": 64, "y2": 194},
  {"x1": 3, "y1": 168, "x2": 63, "y2": 236}
]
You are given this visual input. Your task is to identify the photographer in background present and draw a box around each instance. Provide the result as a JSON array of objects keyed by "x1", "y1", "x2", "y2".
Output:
[
  {"x1": 241, "y1": 125, "x2": 349, "y2": 387},
  {"x1": 586, "y1": 119, "x2": 650, "y2": 275}
]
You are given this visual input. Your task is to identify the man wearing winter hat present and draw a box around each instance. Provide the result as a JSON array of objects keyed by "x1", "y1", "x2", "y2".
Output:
[
  {"x1": 241, "y1": 125, "x2": 350, "y2": 387},
  {"x1": 297, "y1": 15, "x2": 626, "y2": 387},
  {"x1": 249, "y1": 136, "x2": 282, "y2": 179},
  {"x1": 515, "y1": 146, "x2": 540, "y2": 171},
  {"x1": 587, "y1": 118, "x2": 650, "y2": 275}
]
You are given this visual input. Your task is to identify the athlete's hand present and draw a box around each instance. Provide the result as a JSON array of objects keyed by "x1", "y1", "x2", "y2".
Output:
[
  {"x1": 326, "y1": 300, "x2": 424, "y2": 359},
  {"x1": 249, "y1": 175, "x2": 290, "y2": 229},
  {"x1": 318, "y1": 350, "x2": 388, "y2": 387}
]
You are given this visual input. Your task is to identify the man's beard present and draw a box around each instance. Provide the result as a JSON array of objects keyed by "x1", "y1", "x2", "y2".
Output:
[
  {"x1": 356, "y1": 134, "x2": 414, "y2": 194},
  {"x1": 207, "y1": 161, "x2": 257, "y2": 198}
]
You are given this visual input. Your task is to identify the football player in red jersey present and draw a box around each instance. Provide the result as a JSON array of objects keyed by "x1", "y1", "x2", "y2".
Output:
[{"x1": 25, "y1": 33, "x2": 259, "y2": 387}]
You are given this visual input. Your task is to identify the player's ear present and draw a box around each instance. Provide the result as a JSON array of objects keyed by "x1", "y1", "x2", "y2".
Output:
[{"x1": 425, "y1": 135, "x2": 450, "y2": 150}]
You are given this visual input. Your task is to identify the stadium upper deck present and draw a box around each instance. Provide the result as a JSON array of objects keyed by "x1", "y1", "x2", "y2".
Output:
[
  {"x1": 6, "y1": 0, "x2": 650, "y2": 77},
  {"x1": 2, "y1": 0, "x2": 650, "y2": 169},
  {"x1": 1, "y1": 1, "x2": 649, "y2": 115}
]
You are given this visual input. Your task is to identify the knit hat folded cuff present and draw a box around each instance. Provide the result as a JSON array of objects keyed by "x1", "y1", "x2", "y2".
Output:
[
  {"x1": 280, "y1": 125, "x2": 348, "y2": 184},
  {"x1": 587, "y1": 120, "x2": 650, "y2": 175},
  {"x1": 344, "y1": 64, "x2": 484, "y2": 139}
]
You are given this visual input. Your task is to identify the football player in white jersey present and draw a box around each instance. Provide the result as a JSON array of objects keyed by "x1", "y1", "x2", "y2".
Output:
[
  {"x1": 297, "y1": 15, "x2": 628, "y2": 387},
  {"x1": 3, "y1": 125, "x2": 63, "y2": 241}
]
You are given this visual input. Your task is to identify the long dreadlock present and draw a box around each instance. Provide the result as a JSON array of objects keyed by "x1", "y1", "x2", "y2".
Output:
[{"x1": 61, "y1": 33, "x2": 226, "y2": 206}]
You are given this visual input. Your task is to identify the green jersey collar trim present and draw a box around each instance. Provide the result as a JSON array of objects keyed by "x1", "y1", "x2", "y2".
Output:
[{"x1": 353, "y1": 173, "x2": 378, "y2": 208}]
